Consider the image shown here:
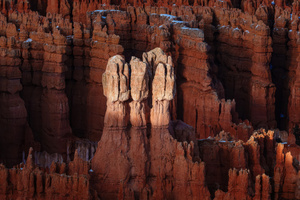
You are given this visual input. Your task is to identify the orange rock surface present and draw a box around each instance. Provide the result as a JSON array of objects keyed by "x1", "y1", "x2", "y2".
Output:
[{"x1": 0, "y1": 0, "x2": 300, "y2": 199}]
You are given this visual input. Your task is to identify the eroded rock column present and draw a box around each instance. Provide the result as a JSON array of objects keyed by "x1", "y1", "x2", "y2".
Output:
[
  {"x1": 129, "y1": 56, "x2": 150, "y2": 127},
  {"x1": 0, "y1": 35, "x2": 28, "y2": 166},
  {"x1": 142, "y1": 48, "x2": 176, "y2": 127},
  {"x1": 40, "y1": 28, "x2": 71, "y2": 154},
  {"x1": 102, "y1": 55, "x2": 130, "y2": 128}
]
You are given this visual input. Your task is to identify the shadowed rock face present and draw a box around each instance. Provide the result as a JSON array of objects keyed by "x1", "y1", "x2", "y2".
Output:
[
  {"x1": 0, "y1": 3, "x2": 258, "y2": 150},
  {"x1": 1, "y1": 1, "x2": 300, "y2": 199},
  {"x1": 0, "y1": 32, "x2": 30, "y2": 167}
]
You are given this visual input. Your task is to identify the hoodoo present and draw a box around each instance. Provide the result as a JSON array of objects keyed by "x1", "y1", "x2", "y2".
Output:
[{"x1": 0, "y1": 0, "x2": 300, "y2": 199}]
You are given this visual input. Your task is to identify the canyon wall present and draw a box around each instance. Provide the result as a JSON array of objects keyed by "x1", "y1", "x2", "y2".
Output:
[
  {"x1": 0, "y1": 5, "x2": 254, "y2": 144},
  {"x1": 0, "y1": 0, "x2": 300, "y2": 199}
]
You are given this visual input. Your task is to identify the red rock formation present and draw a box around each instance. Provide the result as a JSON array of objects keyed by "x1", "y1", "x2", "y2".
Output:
[
  {"x1": 270, "y1": 7, "x2": 300, "y2": 134},
  {"x1": 274, "y1": 143, "x2": 299, "y2": 199},
  {"x1": 68, "y1": 19, "x2": 124, "y2": 140},
  {"x1": 2, "y1": 1, "x2": 300, "y2": 200},
  {"x1": 40, "y1": 27, "x2": 72, "y2": 154},
  {"x1": 271, "y1": 8, "x2": 290, "y2": 130},
  {"x1": 214, "y1": 169, "x2": 271, "y2": 200},
  {"x1": 215, "y1": 9, "x2": 276, "y2": 130},
  {"x1": 0, "y1": 148, "x2": 95, "y2": 199},
  {"x1": 147, "y1": 48, "x2": 175, "y2": 126},
  {"x1": 129, "y1": 56, "x2": 150, "y2": 127},
  {"x1": 22, "y1": 26, "x2": 45, "y2": 143},
  {"x1": 198, "y1": 128, "x2": 276, "y2": 194},
  {"x1": 46, "y1": 0, "x2": 59, "y2": 14},
  {"x1": 80, "y1": 8, "x2": 253, "y2": 140},
  {"x1": 287, "y1": 25, "x2": 300, "y2": 133},
  {"x1": 91, "y1": 49, "x2": 211, "y2": 199},
  {"x1": 102, "y1": 55, "x2": 130, "y2": 127},
  {"x1": 0, "y1": 21, "x2": 35, "y2": 167}
]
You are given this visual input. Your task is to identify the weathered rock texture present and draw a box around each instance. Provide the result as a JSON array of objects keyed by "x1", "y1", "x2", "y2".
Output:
[
  {"x1": 1, "y1": 0, "x2": 300, "y2": 200},
  {"x1": 0, "y1": 148, "x2": 96, "y2": 200},
  {"x1": 68, "y1": 20, "x2": 124, "y2": 140},
  {"x1": 89, "y1": 51, "x2": 294, "y2": 200},
  {"x1": 0, "y1": 3, "x2": 261, "y2": 151},
  {"x1": 215, "y1": 9, "x2": 276, "y2": 130},
  {"x1": 91, "y1": 50, "x2": 208, "y2": 199},
  {"x1": 82, "y1": 8, "x2": 253, "y2": 139},
  {"x1": 0, "y1": 18, "x2": 34, "y2": 167}
]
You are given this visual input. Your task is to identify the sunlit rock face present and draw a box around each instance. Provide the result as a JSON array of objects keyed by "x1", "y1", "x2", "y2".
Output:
[
  {"x1": 2, "y1": 1, "x2": 300, "y2": 199},
  {"x1": 92, "y1": 48, "x2": 210, "y2": 199},
  {"x1": 90, "y1": 50, "x2": 273, "y2": 200}
]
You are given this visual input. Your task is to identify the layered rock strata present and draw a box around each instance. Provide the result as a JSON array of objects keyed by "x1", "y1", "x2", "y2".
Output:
[
  {"x1": 215, "y1": 9, "x2": 276, "y2": 129},
  {"x1": 68, "y1": 21, "x2": 124, "y2": 140},
  {"x1": 0, "y1": 1, "x2": 300, "y2": 200},
  {"x1": 0, "y1": 20, "x2": 33, "y2": 167}
]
